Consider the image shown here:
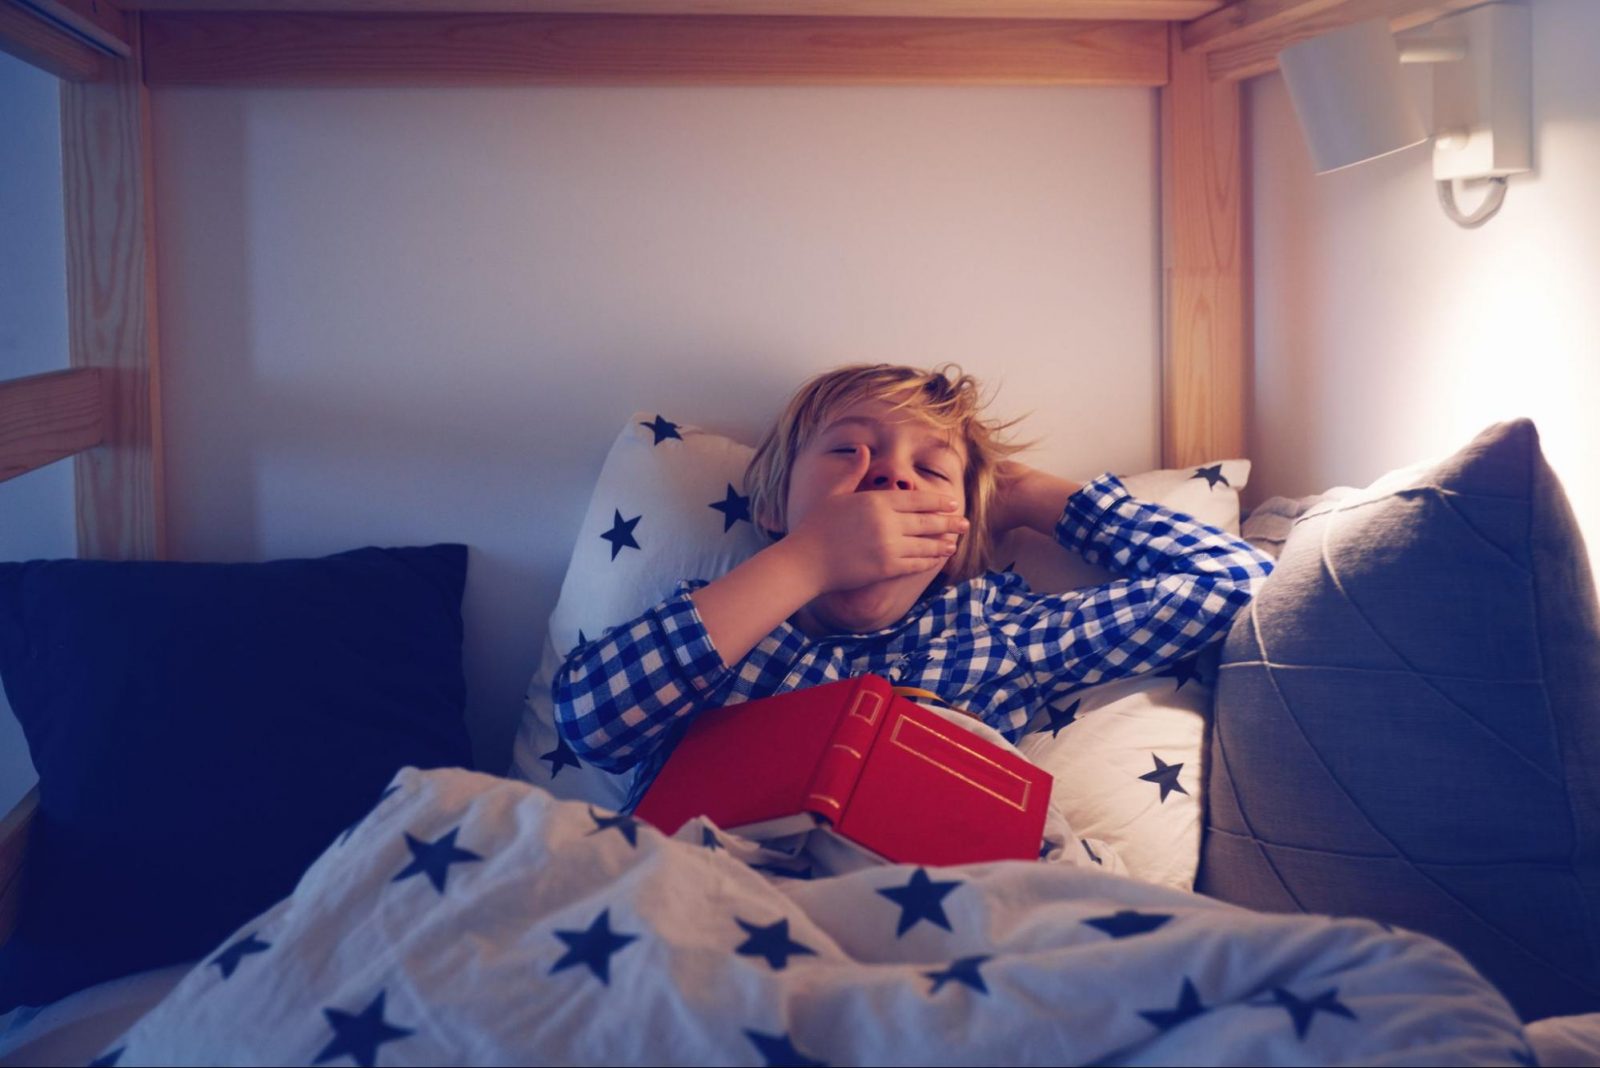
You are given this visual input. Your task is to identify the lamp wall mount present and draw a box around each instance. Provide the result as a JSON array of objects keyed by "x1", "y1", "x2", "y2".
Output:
[{"x1": 1413, "y1": 2, "x2": 1532, "y2": 184}]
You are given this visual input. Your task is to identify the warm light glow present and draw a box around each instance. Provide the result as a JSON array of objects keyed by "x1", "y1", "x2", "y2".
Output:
[{"x1": 1413, "y1": 122, "x2": 1600, "y2": 568}]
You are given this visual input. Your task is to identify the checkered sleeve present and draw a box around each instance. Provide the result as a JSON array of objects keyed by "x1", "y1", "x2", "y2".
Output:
[
  {"x1": 551, "y1": 581, "x2": 736, "y2": 774},
  {"x1": 1000, "y1": 472, "x2": 1275, "y2": 690}
]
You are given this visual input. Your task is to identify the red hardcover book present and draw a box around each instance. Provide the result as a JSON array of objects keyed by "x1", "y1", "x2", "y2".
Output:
[{"x1": 633, "y1": 674, "x2": 1051, "y2": 866}]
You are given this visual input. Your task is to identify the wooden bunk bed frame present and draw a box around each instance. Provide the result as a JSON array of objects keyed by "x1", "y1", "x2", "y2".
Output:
[{"x1": 0, "y1": 0, "x2": 1480, "y2": 950}]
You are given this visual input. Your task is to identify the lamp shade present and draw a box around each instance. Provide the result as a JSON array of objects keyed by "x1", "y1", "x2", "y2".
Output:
[{"x1": 1278, "y1": 18, "x2": 1428, "y2": 174}]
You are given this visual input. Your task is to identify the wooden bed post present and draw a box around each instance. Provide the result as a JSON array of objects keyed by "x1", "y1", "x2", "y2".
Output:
[
  {"x1": 62, "y1": 12, "x2": 165, "y2": 561},
  {"x1": 1159, "y1": 21, "x2": 1247, "y2": 470}
]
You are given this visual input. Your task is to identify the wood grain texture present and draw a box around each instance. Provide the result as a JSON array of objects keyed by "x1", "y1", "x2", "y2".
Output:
[
  {"x1": 121, "y1": 0, "x2": 1221, "y2": 19},
  {"x1": 0, "y1": 0, "x2": 104, "y2": 78},
  {"x1": 62, "y1": 13, "x2": 166, "y2": 561},
  {"x1": 1180, "y1": 0, "x2": 1349, "y2": 53},
  {"x1": 1206, "y1": 0, "x2": 1485, "y2": 81},
  {"x1": 17, "y1": 0, "x2": 133, "y2": 55},
  {"x1": 1160, "y1": 21, "x2": 1247, "y2": 469},
  {"x1": 0, "y1": 788, "x2": 38, "y2": 951},
  {"x1": 0, "y1": 368, "x2": 106, "y2": 483},
  {"x1": 141, "y1": 11, "x2": 1169, "y2": 86}
]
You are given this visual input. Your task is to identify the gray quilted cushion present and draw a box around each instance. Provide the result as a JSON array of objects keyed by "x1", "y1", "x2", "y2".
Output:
[{"x1": 1198, "y1": 419, "x2": 1600, "y2": 1021}]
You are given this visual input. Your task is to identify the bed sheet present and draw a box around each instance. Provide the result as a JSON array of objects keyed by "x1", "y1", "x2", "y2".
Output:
[
  {"x1": 0, "y1": 961, "x2": 191, "y2": 1067},
  {"x1": 1526, "y1": 1013, "x2": 1600, "y2": 1067}
]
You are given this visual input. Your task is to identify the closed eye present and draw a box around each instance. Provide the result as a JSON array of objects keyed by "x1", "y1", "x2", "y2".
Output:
[{"x1": 918, "y1": 466, "x2": 950, "y2": 482}]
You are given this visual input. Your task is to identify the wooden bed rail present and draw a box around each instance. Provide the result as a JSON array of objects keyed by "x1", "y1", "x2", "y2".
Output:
[
  {"x1": 1190, "y1": 0, "x2": 1490, "y2": 82},
  {"x1": 0, "y1": 787, "x2": 38, "y2": 949},
  {"x1": 0, "y1": 368, "x2": 106, "y2": 484},
  {"x1": 0, "y1": 0, "x2": 105, "y2": 80}
]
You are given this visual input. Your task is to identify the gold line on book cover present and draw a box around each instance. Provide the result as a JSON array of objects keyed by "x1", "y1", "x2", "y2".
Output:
[
  {"x1": 887, "y1": 716, "x2": 1033, "y2": 812},
  {"x1": 849, "y1": 690, "x2": 883, "y2": 726}
]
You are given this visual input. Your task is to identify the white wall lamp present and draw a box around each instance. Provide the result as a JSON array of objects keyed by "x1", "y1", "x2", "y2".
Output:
[{"x1": 1277, "y1": 2, "x2": 1532, "y2": 228}]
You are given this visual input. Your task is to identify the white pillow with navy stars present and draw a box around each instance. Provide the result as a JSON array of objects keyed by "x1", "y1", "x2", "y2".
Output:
[
  {"x1": 508, "y1": 412, "x2": 1249, "y2": 892},
  {"x1": 510, "y1": 413, "x2": 765, "y2": 810},
  {"x1": 1004, "y1": 458, "x2": 1251, "y2": 892}
]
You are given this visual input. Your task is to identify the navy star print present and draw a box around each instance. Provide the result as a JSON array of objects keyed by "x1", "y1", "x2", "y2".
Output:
[
  {"x1": 1139, "y1": 755, "x2": 1189, "y2": 803},
  {"x1": 1139, "y1": 978, "x2": 1210, "y2": 1032},
  {"x1": 210, "y1": 932, "x2": 271, "y2": 978},
  {"x1": 88, "y1": 1048, "x2": 123, "y2": 1067},
  {"x1": 586, "y1": 807, "x2": 643, "y2": 847},
  {"x1": 709, "y1": 484, "x2": 752, "y2": 531},
  {"x1": 551, "y1": 908, "x2": 638, "y2": 984},
  {"x1": 877, "y1": 868, "x2": 962, "y2": 936},
  {"x1": 313, "y1": 990, "x2": 414, "y2": 1067},
  {"x1": 640, "y1": 414, "x2": 683, "y2": 444},
  {"x1": 1039, "y1": 697, "x2": 1081, "y2": 737},
  {"x1": 1255, "y1": 987, "x2": 1357, "y2": 1040},
  {"x1": 1191, "y1": 463, "x2": 1229, "y2": 489},
  {"x1": 924, "y1": 955, "x2": 990, "y2": 995},
  {"x1": 600, "y1": 509, "x2": 642, "y2": 560},
  {"x1": 540, "y1": 735, "x2": 582, "y2": 778},
  {"x1": 1083, "y1": 910, "x2": 1173, "y2": 938},
  {"x1": 393, "y1": 827, "x2": 482, "y2": 894},
  {"x1": 1155, "y1": 656, "x2": 1201, "y2": 690},
  {"x1": 734, "y1": 917, "x2": 816, "y2": 970},
  {"x1": 751, "y1": 861, "x2": 814, "y2": 881},
  {"x1": 745, "y1": 1030, "x2": 828, "y2": 1067}
]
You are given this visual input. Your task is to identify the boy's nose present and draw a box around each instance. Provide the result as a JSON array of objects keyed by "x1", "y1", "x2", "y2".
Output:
[{"x1": 871, "y1": 474, "x2": 914, "y2": 491}]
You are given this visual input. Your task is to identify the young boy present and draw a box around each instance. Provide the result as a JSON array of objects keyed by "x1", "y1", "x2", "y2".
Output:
[{"x1": 554, "y1": 364, "x2": 1274, "y2": 814}]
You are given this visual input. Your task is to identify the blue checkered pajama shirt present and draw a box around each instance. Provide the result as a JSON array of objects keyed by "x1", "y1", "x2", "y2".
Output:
[{"x1": 552, "y1": 473, "x2": 1275, "y2": 809}]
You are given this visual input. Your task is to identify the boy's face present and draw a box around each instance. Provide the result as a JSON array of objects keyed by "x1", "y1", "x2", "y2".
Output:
[{"x1": 783, "y1": 397, "x2": 969, "y2": 636}]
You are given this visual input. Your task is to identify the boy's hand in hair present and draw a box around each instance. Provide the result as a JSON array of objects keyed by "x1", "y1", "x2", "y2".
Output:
[
  {"x1": 989, "y1": 461, "x2": 1083, "y2": 541},
  {"x1": 783, "y1": 444, "x2": 968, "y2": 595}
]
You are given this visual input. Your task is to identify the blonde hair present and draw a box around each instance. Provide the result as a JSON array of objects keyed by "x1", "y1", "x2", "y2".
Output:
[{"x1": 745, "y1": 363, "x2": 1028, "y2": 583}]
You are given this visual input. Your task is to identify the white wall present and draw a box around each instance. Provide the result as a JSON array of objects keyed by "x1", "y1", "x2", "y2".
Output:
[
  {"x1": 149, "y1": 84, "x2": 1162, "y2": 772},
  {"x1": 1248, "y1": 0, "x2": 1600, "y2": 569},
  {"x1": 0, "y1": 52, "x2": 73, "y2": 814}
]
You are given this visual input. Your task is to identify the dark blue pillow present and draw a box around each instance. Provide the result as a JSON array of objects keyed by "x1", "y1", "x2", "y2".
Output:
[{"x1": 0, "y1": 545, "x2": 473, "y2": 1011}]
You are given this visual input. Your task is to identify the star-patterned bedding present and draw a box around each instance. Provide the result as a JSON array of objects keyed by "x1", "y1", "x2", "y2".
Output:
[{"x1": 101, "y1": 767, "x2": 1534, "y2": 1066}]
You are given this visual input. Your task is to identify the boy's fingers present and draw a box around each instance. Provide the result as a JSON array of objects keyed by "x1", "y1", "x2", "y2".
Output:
[
  {"x1": 885, "y1": 491, "x2": 961, "y2": 514},
  {"x1": 902, "y1": 513, "x2": 969, "y2": 536},
  {"x1": 900, "y1": 535, "x2": 959, "y2": 558}
]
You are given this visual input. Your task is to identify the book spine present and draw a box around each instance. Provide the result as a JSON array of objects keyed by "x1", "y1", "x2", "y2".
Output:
[{"x1": 803, "y1": 678, "x2": 890, "y2": 825}]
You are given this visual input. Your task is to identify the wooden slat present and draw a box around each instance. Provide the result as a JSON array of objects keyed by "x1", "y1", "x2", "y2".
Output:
[
  {"x1": 0, "y1": 787, "x2": 39, "y2": 950},
  {"x1": 121, "y1": 0, "x2": 1222, "y2": 19},
  {"x1": 0, "y1": 368, "x2": 106, "y2": 483},
  {"x1": 17, "y1": 0, "x2": 133, "y2": 55},
  {"x1": 1206, "y1": 0, "x2": 1486, "y2": 82},
  {"x1": 63, "y1": 13, "x2": 166, "y2": 561},
  {"x1": 0, "y1": 0, "x2": 104, "y2": 79},
  {"x1": 141, "y1": 11, "x2": 1170, "y2": 86},
  {"x1": 1160, "y1": 21, "x2": 1246, "y2": 469},
  {"x1": 1182, "y1": 0, "x2": 1346, "y2": 53}
]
